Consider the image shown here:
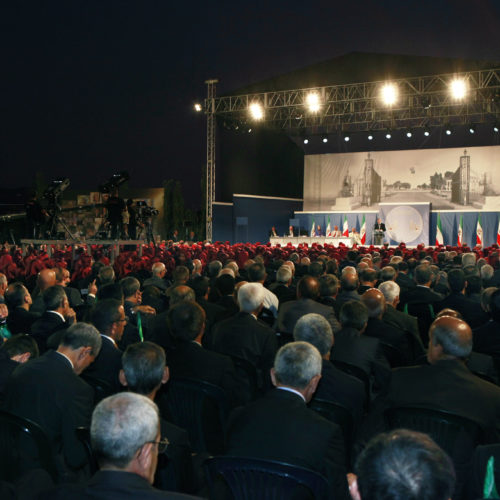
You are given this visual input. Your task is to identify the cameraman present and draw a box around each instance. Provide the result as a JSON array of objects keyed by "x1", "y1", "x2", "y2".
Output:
[
  {"x1": 126, "y1": 199, "x2": 137, "y2": 240},
  {"x1": 106, "y1": 188, "x2": 125, "y2": 239}
]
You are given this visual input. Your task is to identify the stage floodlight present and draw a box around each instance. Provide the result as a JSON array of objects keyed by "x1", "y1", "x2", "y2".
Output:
[
  {"x1": 494, "y1": 123, "x2": 499, "y2": 133},
  {"x1": 406, "y1": 129, "x2": 412, "y2": 138},
  {"x1": 469, "y1": 124, "x2": 476, "y2": 134},
  {"x1": 305, "y1": 92, "x2": 321, "y2": 113},
  {"x1": 385, "y1": 129, "x2": 392, "y2": 139},
  {"x1": 445, "y1": 125, "x2": 452, "y2": 135},
  {"x1": 322, "y1": 134, "x2": 328, "y2": 143},
  {"x1": 249, "y1": 102, "x2": 264, "y2": 120},
  {"x1": 343, "y1": 132, "x2": 350, "y2": 142},
  {"x1": 450, "y1": 78, "x2": 467, "y2": 100},
  {"x1": 424, "y1": 127, "x2": 430, "y2": 137},
  {"x1": 367, "y1": 131, "x2": 374, "y2": 141},
  {"x1": 303, "y1": 138, "x2": 309, "y2": 144},
  {"x1": 248, "y1": 127, "x2": 252, "y2": 133},
  {"x1": 380, "y1": 83, "x2": 398, "y2": 106},
  {"x1": 194, "y1": 103, "x2": 202, "y2": 112}
]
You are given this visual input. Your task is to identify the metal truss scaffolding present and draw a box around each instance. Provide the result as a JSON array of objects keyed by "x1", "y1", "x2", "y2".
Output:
[{"x1": 203, "y1": 68, "x2": 500, "y2": 239}]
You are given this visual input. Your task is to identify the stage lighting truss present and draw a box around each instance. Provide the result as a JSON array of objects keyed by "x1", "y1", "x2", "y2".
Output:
[{"x1": 206, "y1": 68, "x2": 500, "y2": 135}]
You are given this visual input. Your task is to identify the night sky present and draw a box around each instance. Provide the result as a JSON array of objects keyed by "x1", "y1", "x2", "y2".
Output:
[{"x1": 4, "y1": 1, "x2": 500, "y2": 208}]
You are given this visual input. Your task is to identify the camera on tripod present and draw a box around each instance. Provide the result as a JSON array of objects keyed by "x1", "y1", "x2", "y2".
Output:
[
  {"x1": 136, "y1": 200, "x2": 159, "y2": 220},
  {"x1": 98, "y1": 171, "x2": 130, "y2": 193},
  {"x1": 43, "y1": 178, "x2": 70, "y2": 205}
]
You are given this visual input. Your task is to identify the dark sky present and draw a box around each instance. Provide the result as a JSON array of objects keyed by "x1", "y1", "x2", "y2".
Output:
[{"x1": 4, "y1": 0, "x2": 500, "y2": 208}]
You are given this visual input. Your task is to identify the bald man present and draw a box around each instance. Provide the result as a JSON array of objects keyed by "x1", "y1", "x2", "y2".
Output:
[{"x1": 31, "y1": 268, "x2": 57, "y2": 315}]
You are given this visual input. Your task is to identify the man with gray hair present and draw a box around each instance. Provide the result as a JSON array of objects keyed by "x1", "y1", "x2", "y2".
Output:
[
  {"x1": 269, "y1": 265, "x2": 295, "y2": 304},
  {"x1": 293, "y1": 313, "x2": 364, "y2": 428},
  {"x1": 5, "y1": 323, "x2": 101, "y2": 480},
  {"x1": 209, "y1": 283, "x2": 277, "y2": 391},
  {"x1": 226, "y1": 341, "x2": 349, "y2": 499},
  {"x1": 46, "y1": 392, "x2": 200, "y2": 499},
  {"x1": 143, "y1": 262, "x2": 169, "y2": 292}
]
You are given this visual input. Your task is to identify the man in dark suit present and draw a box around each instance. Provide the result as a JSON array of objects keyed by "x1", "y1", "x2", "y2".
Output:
[
  {"x1": 373, "y1": 217, "x2": 386, "y2": 232},
  {"x1": 268, "y1": 266, "x2": 296, "y2": 305},
  {"x1": 361, "y1": 288, "x2": 412, "y2": 366},
  {"x1": 4, "y1": 282, "x2": 40, "y2": 335},
  {"x1": 30, "y1": 268, "x2": 57, "y2": 315},
  {"x1": 188, "y1": 276, "x2": 225, "y2": 334},
  {"x1": 84, "y1": 298, "x2": 126, "y2": 392},
  {"x1": 119, "y1": 342, "x2": 195, "y2": 494},
  {"x1": 209, "y1": 283, "x2": 278, "y2": 392},
  {"x1": 395, "y1": 261, "x2": 415, "y2": 292},
  {"x1": 55, "y1": 267, "x2": 84, "y2": 308},
  {"x1": 473, "y1": 288, "x2": 500, "y2": 356},
  {"x1": 293, "y1": 313, "x2": 365, "y2": 428},
  {"x1": 332, "y1": 301, "x2": 390, "y2": 398},
  {"x1": 43, "y1": 392, "x2": 201, "y2": 499},
  {"x1": 277, "y1": 276, "x2": 341, "y2": 334},
  {"x1": 317, "y1": 274, "x2": 340, "y2": 315},
  {"x1": 225, "y1": 341, "x2": 349, "y2": 499},
  {"x1": 4, "y1": 323, "x2": 101, "y2": 480},
  {"x1": 143, "y1": 262, "x2": 169, "y2": 292},
  {"x1": 336, "y1": 271, "x2": 362, "y2": 310},
  {"x1": 31, "y1": 285, "x2": 76, "y2": 352}
]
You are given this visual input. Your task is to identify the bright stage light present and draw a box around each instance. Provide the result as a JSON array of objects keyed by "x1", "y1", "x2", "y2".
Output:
[
  {"x1": 424, "y1": 127, "x2": 430, "y2": 137},
  {"x1": 367, "y1": 132, "x2": 373, "y2": 141},
  {"x1": 450, "y1": 79, "x2": 467, "y2": 100},
  {"x1": 322, "y1": 135, "x2": 328, "y2": 143},
  {"x1": 343, "y1": 132, "x2": 350, "y2": 142},
  {"x1": 469, "y1": 124, "x2": 476, "y2": 134},
  {"x1": 249, "y1": 102, "x2": 264, "y2": 120},
  {"x1": 380, "y1": 83, "x2": 398, "y2": 106},
  {"x1": 303, "y1": 138, "x2": 309, "y2": 144},
  {"x1": 305, "y1": 92, "x2": 321, "y2": 112},
  {"x1": 494, "y1": 124, "x2": 499, "y2": 133},
  {"x1": 194, "y1": 103, "x2": 202, "y2": 112},
  {"x1": 385, "y1": 129, "x2": 392, "y2": 139},
  {"x1": 445, "y1": 125, "x2": 452, "y2": 135},
  {"x1": 406, "y1": 129, "x2": 412, "y2": 138}
]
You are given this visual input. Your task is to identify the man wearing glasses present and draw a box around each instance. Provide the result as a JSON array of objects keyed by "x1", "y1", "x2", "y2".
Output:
[{"x1": 45, "y1": 392, "x2": 201, "y2": 499}]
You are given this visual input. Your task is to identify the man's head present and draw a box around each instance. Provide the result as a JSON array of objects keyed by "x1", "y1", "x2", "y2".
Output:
[
  {"x1": 271, "y1": 341, "x2": 322, "y2": 402},
  {"x1": 340, "y1": 272, "x2": 359, "y2": 292},
  {"x1": 297, "y1": 276, "x2": 320, "y2": 300},
  {"x1": 414, "y1": 264, "x2": 432, "y2": 286},
  {"x1": 351, "y1": 429, "x2": 455, "y2": 500},
  {"x1": 37, "y1": 268, "x2": 56, "y2": 292},
  {"x1": 214, "y1": 274, "x2": 235, "y2": 296},
  {"x1": 120, "y1": 277, "x2": 141, "y2": 304},
  {"x1": 98, "y1": 265, "x2": 116, "y2": 285},
  {"x1": 427, "y1": 315, "x2": 472, "y2": 364},
  {"x1": 247, "y1": 263, "x2": 266, "y2": 284},
  {"x1": 43, "y1": 285, "x2": 69, "y2": 313},
  {"x1": 91, "y1": 392, "x2": 161, "y2": 484},
  {"x1": 172, "y1": 266, "x2": 189, "y2": 285},
  {"x1": 0, "y1": 273, "x2": 8, "y2": 297},
  {"x1": 58, "y1": 322, "x2": 102, "y2": 375},
  {"x1": 4, "y1": 282, "x2": 32, "y2": 310},
  {"x1": 54, "y1": 267, "x2": 71, "y2": 286},
  {"x1": 91, "y1": 298, "x2": 126, "y2": 342},
  {"x1": 293, "y1": 313, "x2": 333, "y2": 359},
  {"x1": 379, "y1": 266, "x2": 397, "y2": 282},
  {"x1": 167, "y1": 301, "x2": 206, "y2": 342},
  {"x1": 237, "y1": 283, "x2": 264, "y2": 315},
  {"x1": 339, "y1": 301, "x2": 369, "y2": 332},
  {"x1": 319, "y1": 274, "x2": 339, "y2": 298},
  {"x1": 378, "y1": 281, "x2": 400, "y2": 308},
  {"x1": 360, "y1": 268, "x2": 378, "y2": 286},
  {"x1": 275, "y1": 266, "x2": 292, "y2": 286},
  {"x1": 0, "y1": 334, "x2": 39, "y2": 363},
  {"x1": 361, "y1": 288, "x2": 386, "y2": 319},
  {"x1": 120, "y1": 342, "x2": 168, "y2": 397},
  {"x1": 461, "y1": 252, "x2": 476, "y2": 268},
  {"x1": 151, "y1": 262, "x2": 166, "y2": 278},
  {"x1": 447, "y1": 269, "x2": 466, "y2": 294},
  {"x1": 169, "y1": 285, "x2": 195, "y2": 307}
]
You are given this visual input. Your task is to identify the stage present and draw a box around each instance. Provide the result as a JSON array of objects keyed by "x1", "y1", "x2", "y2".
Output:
[{"x1": 270, "y1": 236, "x2": 353, "y2": 247}]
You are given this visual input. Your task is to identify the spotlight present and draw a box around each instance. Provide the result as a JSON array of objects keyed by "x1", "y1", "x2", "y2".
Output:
[
  {"x1": 303, "y1": 138, "x2": 309, "y2": 144},
  {"x1": 194, "y1": 103, "x2": 202, "y2": 112},
  {"x1": 494, "y1": 124, "x2": 499, "y2": 133},
  {"x1": 450, "y1": 78, "x2": 467, "y2": 100},
  {"x1": 385, "y1": 129, "x2": 392, "y2": 139},
  {"x1": 343, "y1": 132, "x2": 350, "y2": 142},
  {"x1": 322, "y1": 135, "x2": 328, "y2": 143},
  {"x1": 367, "y1": 131, "x2": 374, "y2": 141},
  {"x1": 406, "y1": 129, "x2": 413, "y2": 138},
  {"x1": 445, "y1": 125, "x2": 452, "y2": 135},
  {"x1": 380, "y1": 83, "x2": 398, "y2": 106},
  {"x1": 248, "y1": 128, "x2": 252, "y2": 133},
  {"x1": 469, "y1": 124, "x2": 476, "y2": 134},
  {"x1": 249, "y1": 102, "x2": 264, "y2": 120},
  {"x1": 305, "y1": 92, "x2": 321, "y2": 113},
  {"x1": 424, "y1": 127, "x2": 430, "y2": 137}
]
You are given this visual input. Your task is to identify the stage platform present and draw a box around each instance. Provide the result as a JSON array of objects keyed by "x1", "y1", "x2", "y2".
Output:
[{"x1": 270, "y1": 236, "x2": 354, "y2": 247}]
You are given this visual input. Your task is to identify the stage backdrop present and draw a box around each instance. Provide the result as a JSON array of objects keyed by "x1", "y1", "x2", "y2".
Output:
[
  {"x1": 304, "y1": 145, "x2": 500, "y2": 212},
  {"x1": 379, "y1": 203, "x2": 430, "y2": 246}
]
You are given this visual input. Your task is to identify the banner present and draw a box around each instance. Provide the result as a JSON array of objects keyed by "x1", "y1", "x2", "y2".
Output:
[{"x1": 379, "y1": 203, "x2": 430, "y2": 246}]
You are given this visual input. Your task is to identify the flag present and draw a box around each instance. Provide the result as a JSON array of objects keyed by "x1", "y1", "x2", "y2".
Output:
[
  {"x1": 326, "y1": 216, "x2": 332, "y2": 237},
  {"x1": 342, "y1": 215, "x2": 349, "y2": 237},
  {"x1": 435, "y1": 213, "x2": 444, "y2": 246},
  {"x1": 457, "y1": 214, "x2": 463, "y2": 246},
  {"x1": 497, "y1": 217, "x2": 500, "y2": 246},
  {"x1": 360, "y1": 215, "x2": 366, "y2": 245},
  {"x1": 310, "y1": 219, "x2": 315, "y2": 237},
  {"x1": 476, "y1": 213, "x2": 483, "y2": 246}
]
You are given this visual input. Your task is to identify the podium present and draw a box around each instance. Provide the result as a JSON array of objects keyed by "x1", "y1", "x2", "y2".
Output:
[{"x1": 373, "y1": 230, "x2": 385, "y2": 245}]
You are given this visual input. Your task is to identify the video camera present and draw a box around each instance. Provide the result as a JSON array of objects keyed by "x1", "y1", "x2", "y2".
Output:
[
  {"x1": 43, "y1": 178, "x2": 70, "y2": 201},
  {"x1": 98, "y1": 171, "x2": 130, "y2": 193},
  {"x1": 136, "y1": 200, "x2": 159, "y2": 219}
]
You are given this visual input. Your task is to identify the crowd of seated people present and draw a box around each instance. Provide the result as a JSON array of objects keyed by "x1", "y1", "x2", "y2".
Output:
[{"x1": 1, "y1": 239, "x2": 500, "y2": 498}]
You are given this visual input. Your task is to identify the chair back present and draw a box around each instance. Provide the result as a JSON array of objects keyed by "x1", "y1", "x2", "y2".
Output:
[
  {"x1": 331, "y1": 360, "x2": 370, "y2": 408},
  {"x1": 0, "y1": 409, "x2": 58, "y2": 482},
  {"x1": 204, "y1": 456, "x2": 328, "y2": 500},
  {"x1": 308, "y1": 398, "x2": 354, "y2": 465},
  {"x1": 230, "y1": 355, "x2": 260, "y2": 401},
  {"x1": 385, "y1": 406, "x2": 483, "y2": 499},
  {"x1": 164, "y1": 377, "x2": 229, "y2": 454},
  {"x1": 81, "y1": 374, "x2": 115, "y2": 406},
  {"x1": 403, "y1": 302, "x2": 435, "y2": 345},
  {"x1": 75, "y1": 427, "x2": 99, "y2": 475},
  {"x1": 380, "y1": 342, "x2": 406, "y2": 368}
]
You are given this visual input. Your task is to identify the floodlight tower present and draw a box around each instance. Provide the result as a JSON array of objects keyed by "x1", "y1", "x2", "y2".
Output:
[{"x1": 205, "y1": 79, "x2": 218, "y2": 241}]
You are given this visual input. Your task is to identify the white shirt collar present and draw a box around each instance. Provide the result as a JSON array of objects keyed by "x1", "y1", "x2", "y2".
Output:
[
  {"x1": 47, "y1": 310, "x2": 65, "y2": 321},
  {"x1": 276, "y1": 386, "x2": 306, "y2": 402},
  {"x1": 101, "y1": 334, "x2": 117, "y2": 347}
]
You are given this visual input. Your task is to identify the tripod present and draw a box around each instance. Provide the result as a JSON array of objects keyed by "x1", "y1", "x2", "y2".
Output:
[{"x1": 46, "y1": 199, "x2": 75, "y2": 240}]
